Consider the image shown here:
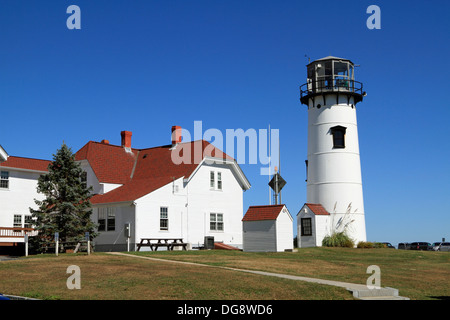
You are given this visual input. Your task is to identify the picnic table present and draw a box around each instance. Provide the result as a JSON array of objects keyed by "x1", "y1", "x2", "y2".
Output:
[{"x1": 136, "y1": 238, "x2": 188, "y2": 251}]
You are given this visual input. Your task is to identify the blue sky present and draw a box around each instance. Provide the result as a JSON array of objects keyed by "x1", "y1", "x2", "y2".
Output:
[{"x1": 1, "y1": 0, "x2": 449, "y2": 246}]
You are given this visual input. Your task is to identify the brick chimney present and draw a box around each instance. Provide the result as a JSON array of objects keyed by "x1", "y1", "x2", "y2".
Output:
[
  {"x1": 121, "y1": 131, "x2": 132, "y2": 148},
  {"x1": 171, "y1": 126, "x2": 182, "y2": 147}
]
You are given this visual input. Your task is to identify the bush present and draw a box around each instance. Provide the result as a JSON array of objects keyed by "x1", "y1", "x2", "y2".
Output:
[
  {"x1": 322, "y1": 232, "x2": 355, "y2": 248},
  {"x1": 357, "y1": 241, "x2": 373, "y2": 248},
  {"x1": 357, "y1": 241, "x2": 387, "y2": 248}
]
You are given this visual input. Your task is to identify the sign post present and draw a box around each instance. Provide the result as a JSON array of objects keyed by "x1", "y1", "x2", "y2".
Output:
[
  {"x1": 124, "y1": 223, "x2": 131, "y2": 252},
  {"x1": 24, "y1": 234, "x2": 29, "y2": 257},
  {"x1": 268, "y1": 169, "x2": 286, "y2": 205},
  {"x1": 85, "y1": 232, "x2": 90, "y2": 255},
  {"x1": 55, "y1": 232, "x2": 59, "y2": 257}
]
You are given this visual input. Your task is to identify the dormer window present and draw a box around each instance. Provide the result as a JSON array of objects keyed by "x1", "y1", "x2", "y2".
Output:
[
  {"x1": 217, "y1": 172, "x2": 222, "y2": 190},
  {"x1": 210, "y1": 171, "x2": 223, "y2": 190},
  {"x1": 210, "y1": 171, "x2": 215, "y2": 188},
  {"x1": 331, "y1": 126, "x2": 346, "y2": 149},
  {"x1": 80, "y1": 171, "x2": 87, "y2": 186}
]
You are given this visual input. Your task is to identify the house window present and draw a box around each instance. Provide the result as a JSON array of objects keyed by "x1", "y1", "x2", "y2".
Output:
[
  {"x1": 107, "y1": 208, "x2": 115, "y2": 231},
  {"x1": 80, "y1": 171, "x2": 87, "y2": 186},
  {"x1": 160, "y1": 207, "x2": 168, "y2": 230},
  {"x1": 98, "y1": 207, "x2": 116, "y2": 231},
  {"x1": 301, "y1": 218, "x2": 312, "y2": 236},
  {"x1": 98, "y1": 209, "x2": 106, "y2": 231},
  {"x1": 24, "y1": 215, "x2": 33, "y2": 229},
  {"x1": 210, "y1": 213, "x2": 223, "y2": 231},
  {"x1": 331, "y1": 126, "x2": 346, "y2": 149},
  {"x1": 13, "y1": 215, "x2": 22, "y2": 228},
  {"x1": 217, "y1": 172, "x2": 222, "y2": 190},
  {"x1": 210, "y1": 171, "x2": 215, "y2": 188},
  {"x1": 0, "y1": 171, "x2": 9, "y2": 189}
]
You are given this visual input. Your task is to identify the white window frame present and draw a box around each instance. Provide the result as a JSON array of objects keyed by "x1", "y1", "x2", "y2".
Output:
[
  {"x1": 98, "y1": 209, "x2": 106, "y2": 231},
  {"x1": 24, "y1": 215, "x2": 33, "y2": 229},
  {"x1": 210, "y1": 213, "x2": 224, "y2": 231},
  {"x1": 13, "y1": 214, "x2": 22, "y2": 228},
  {"x1": 210, "y1": 171, "x2": 223, "y2": 190},
  {"x1": 0, "y1": 171, "x2": 9, "y2": 189},
  {"x1": 107, "y1": 207, "x2": 116, "y2": 231},
  {"x1": 98, "y1": 207, "x2": 116, "y2": 232},
  {"x1": 217, "y1": 172, "x2": 222, "y2": 190},
  {"x1": 210, "y1": 171, "x2": 215, "y2": 188},
  {"x1": 160, "y1": 207, "x2": 168, "y2": 231}
]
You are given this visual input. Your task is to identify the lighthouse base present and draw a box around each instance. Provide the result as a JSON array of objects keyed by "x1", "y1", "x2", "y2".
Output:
[{"x1": 297, "y1": 203, "x2": 366, "y2": 248}]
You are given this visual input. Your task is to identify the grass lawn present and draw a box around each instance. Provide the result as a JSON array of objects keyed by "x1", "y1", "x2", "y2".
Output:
[
  {"x1": 130, "y1": 247, "x2": 450, "y2": 300},
  {"x1": 0, "y1": 247, "x2": 448, "y2": 300}
]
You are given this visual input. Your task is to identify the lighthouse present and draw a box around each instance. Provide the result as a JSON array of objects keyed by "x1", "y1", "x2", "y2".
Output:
[{"x1": 297, "y1": 56, "x2": 367, "y2": 247}]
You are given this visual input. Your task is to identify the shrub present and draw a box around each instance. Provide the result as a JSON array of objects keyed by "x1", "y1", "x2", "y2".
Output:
[
  {"x1": 374, "y1": 242, "x2": 387, "y2": 248},
  {"x1": 357, "y1": 241, "x2": 373, "y2": 248},
  {"x1": 357, "y1": 241, "x2": 387, "y2": 248},
  {"x1": 322, "y1": 232, "x2": 355, "y2": 248}
]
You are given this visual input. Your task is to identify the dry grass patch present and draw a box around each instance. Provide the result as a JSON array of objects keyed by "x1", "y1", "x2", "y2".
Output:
[
  {"x1": 2, "y1": 247, "x2": 448, "y2": 300},
  {"x1": 0, "y1": 253, "x2": 353, "y2": 300},
  {"x1": 135, "y1": 247, "x2": 450, "y2": 300}
]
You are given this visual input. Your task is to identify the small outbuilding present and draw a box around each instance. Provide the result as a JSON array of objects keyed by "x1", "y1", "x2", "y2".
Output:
[
  {"x1": 297, "y1": 203, "x2": 330, "y2": 248},
  {"x1": 242, "y1": 204, "x2": 293, "y2": 252}
]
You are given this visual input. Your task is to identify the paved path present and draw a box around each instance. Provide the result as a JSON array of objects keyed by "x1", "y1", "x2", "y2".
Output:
[
  {"x1": 107, "y1": 252, "x2": 409, "y2": 300},
  {"x1": 0, "y1": 256, "x2": 19, "y2": 262}
]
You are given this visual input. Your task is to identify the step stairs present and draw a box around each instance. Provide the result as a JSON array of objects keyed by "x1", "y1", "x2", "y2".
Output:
[{"x1": 348, "y1": 286, "x2": 410, "y2": 300}]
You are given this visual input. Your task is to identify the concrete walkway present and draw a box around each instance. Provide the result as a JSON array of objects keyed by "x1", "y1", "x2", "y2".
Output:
[{"x1": 107, "y1": 252, "x2": 409, "y2": 300}]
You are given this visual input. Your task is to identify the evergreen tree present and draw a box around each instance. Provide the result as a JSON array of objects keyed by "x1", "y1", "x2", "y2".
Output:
[{"x1": 30, "y1": 143, "x2": 97, "y2": 252}]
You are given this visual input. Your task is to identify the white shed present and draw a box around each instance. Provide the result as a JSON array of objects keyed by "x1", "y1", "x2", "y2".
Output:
[
  {"x1": 297, "y1": 203, "x2": 330, "y2": 248},
  {"x1": 242, "y1": 204, "x2": 293, "y2": 252}
]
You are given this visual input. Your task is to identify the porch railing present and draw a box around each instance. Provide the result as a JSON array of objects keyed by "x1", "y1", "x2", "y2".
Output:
[{"x1": 0, "y1": 227, "x2": 37, "y2": 238}]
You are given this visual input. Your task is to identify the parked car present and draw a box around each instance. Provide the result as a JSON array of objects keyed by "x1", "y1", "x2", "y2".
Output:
[
  {"x1": 381, "y1": 242, "x2": 395, "y2": 248},
  {"x1": 398, "y1": 243, "x2": 410, "y2": 250},
  {"x1": 434, "y1": 242, "x2": 450, "y2": 252},
  {"x1": 410, "y1": 242, "x2": 432, "y2": 251},
  {"x1": 432, "y1": 242, "x2": 442, "y2": 251}
]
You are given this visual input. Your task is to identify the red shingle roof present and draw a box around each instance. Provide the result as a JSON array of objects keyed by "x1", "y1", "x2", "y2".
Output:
[
  {"x1": 242, "y1": 204, "x2": 286, "y2": 221},
  {"x1": 305, "y1": 203, "x2": 330, "y2": 215},
  {"x1": 75, "y1": 139, "x2": 235, "y2": 204},
  {"x1": 0, "y1": 156, "x2": 51, "y2": 172},
  {"x1": 75, "y1": 141, "x2": 138, "y2": 184}
]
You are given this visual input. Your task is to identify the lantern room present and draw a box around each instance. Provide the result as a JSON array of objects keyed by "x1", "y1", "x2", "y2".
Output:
[{"x1": 300, "y1": 56, "x2": 364, "y2": 105}]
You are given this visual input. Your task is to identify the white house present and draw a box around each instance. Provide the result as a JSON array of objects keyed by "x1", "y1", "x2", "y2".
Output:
[
  {"x1": 75, "y1": 128, "x2": 251, "y2": 251},
  {"x1": 0, "y1": 155, "x2": 50, "y2": 246},
  {"x1": 242, "y1": 204, "x2": 293, "y2": 252},
  {"x1": 0, "y1": 127, "x2": 251, "y2": 252}
]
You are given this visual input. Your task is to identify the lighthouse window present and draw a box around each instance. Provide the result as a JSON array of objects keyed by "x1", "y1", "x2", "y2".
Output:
[
  {"x1": 331, "y1": 126, "x2": 347, "y2": 149},
  {"x1": 334, "y1": 61, "x2": 349, "y2": 79}
]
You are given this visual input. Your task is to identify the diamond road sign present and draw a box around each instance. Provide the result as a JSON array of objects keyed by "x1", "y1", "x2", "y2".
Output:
[{"x1": 268, "y1": 173, "x2": 286, "y2": 192}]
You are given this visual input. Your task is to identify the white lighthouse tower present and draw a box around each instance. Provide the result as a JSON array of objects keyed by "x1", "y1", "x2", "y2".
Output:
[{"x1": 297, "y1": 56, "x2": 367, "y2": 247}]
